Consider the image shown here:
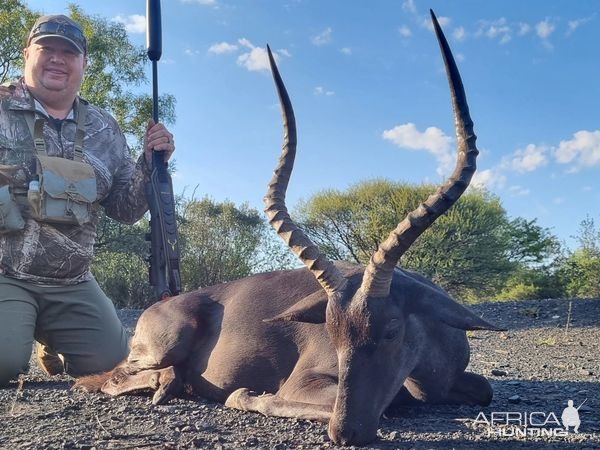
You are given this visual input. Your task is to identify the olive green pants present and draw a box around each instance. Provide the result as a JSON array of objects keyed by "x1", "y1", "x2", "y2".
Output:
[{"x1": 0, "y1": 273, "x2": 129, "y2": 386}]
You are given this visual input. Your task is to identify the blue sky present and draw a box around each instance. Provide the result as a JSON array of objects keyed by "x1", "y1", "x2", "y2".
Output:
[{"x1": 27, "y1": 0, "x2": 599, "y2": 250}]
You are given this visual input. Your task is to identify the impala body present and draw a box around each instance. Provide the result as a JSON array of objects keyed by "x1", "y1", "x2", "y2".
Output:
[{"x1": 75, "y1": 11, "x2": 502, "y2": 446}]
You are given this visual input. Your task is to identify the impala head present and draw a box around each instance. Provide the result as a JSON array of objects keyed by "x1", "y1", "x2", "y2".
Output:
[{"x1": 264, "y1": 11, "x2": 499, "y2": 446}]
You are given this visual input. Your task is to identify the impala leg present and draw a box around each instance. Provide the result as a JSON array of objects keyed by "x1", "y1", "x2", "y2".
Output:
[
  {"x1": 445, "y1": 371, "x2": 493, "y2": 406},
  {"x1": 101, "y1": 365, "x2": 183, "y2": 404},
  {"x1": 225, "y1": 388, "x2": 332, "y2": 422}
]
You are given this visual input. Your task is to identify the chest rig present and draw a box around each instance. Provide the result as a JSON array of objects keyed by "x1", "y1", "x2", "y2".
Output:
[{"x1": 24, "y1": 100, "x2": 97, "y2": 225}]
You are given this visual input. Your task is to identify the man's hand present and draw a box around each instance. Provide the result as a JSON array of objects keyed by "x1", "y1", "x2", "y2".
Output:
[{"x1": 144, "y1": 119, "x2": 175, "y2": 166}]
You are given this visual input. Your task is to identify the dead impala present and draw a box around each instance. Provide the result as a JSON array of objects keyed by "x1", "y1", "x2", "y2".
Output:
[{"x1": 75, "y1": 11, "x2": 503, "y2": 446}]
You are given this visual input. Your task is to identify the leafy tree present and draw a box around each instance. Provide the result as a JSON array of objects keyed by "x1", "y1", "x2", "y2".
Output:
[
  {"x1": 495, "y1": 217, "x2": 565, "y2": 300},
  {"x1": 93, "y1": 247, "x2": 153, "y2": 309},
  {"x1": 251, "y1": 226, "x2": 301, "y2": 274},
  {"x1": 496, "y1": 266, "x2": 564, "y2": 301},
  {"x1": 296, "y1": 179, "x2": 562, "y2": 302},
  {"x1": 560, "y1": 216, "x2": 600, "y2": 298},
  {"x1": 0, "y1": 0, "x2": 36, "y2": 83},
  {"x1": 505, "y1": 217, "x2": 561, "y2": 266},
  {"x1": 179, "y1": 195, "x2": 300, "y2": 291},
  {"x1": 179, "y1": 197, "x2": 264, "y2": 290}
]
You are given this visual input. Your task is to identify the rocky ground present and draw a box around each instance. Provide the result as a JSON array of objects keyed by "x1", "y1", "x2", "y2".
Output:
[{"x1": 0, "y1": 297, "x2": 598, "y2": 450}]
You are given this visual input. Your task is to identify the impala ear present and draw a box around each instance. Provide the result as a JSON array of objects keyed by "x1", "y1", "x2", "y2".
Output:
[
  {"x1": 403, "y1": 278, "x2": 506, "y2": 331},
  {"x1": 264, "y1": 290, "x2": 327, "y2": 324}
]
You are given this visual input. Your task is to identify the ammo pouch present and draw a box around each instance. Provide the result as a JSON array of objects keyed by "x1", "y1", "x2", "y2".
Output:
[
  {"x1": 0, "y1": 185, "x2": 25, "y2": 233},
  {"x1": 24, "y1": 98, "x2": 96, "y2": 225},
  {"x1": 28, "y1": 155, "x2": 97, "y2": 225}
]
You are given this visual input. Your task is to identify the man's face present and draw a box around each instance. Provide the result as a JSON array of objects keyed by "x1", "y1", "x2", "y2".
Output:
[{"x1": 24, "y1": 37, "x2": 86, "y2": 98}]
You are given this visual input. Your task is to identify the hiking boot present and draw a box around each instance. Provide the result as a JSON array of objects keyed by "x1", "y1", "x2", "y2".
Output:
[{"x1": 35, "y1": 342, "x2": 64, "y2": 376}]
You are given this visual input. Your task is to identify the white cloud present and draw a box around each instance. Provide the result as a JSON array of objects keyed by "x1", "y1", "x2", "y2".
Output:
[
  {"x1": 476, "y1": 18, "x2": 511, "y2": 44},
  {"x1": 536, "y1": 18, "x2": 555, "y2": 40},
  {"x1": 471, "y1": 168, "x2": 506, "y2": 190},
  {"x1": 113, "y1": 14, "x2": 146, "y2": 33},
  {"x1": 402, "y1": 0, "x2": 417, "y2": 14},
  {"x1": 517, "y1": 22, "x2": 531, "y2": 36},
  {"x1": 236, "y1": 39, "x2": 273, "y2": 72},
  {"x1": 382, "y1": 122, "x2": 453, "y2": 175},
  {"x1": 208, "y1": 38, "x2": 286, "y2": 72},
  {"x1": 555, "y1": 130, "x2": 600, "y2": 171},
  {"x1": 311, "y1": 27, "x2": 332, "y2": 46},
  {"x1": 314, "y1": 86, "x2": 334, "y2": 96},
  {"x1": 453, "y1": 27, "x2": 466, "y2": 41},
  {"x1": 399, "y1": 25, "x2": 412, "y2": 38},
  {"x1": 422, "y1": 16, "x2": 451, "y2": 31},
  {"x1": 509, "y1": 144, "x2": 548, "y2": 173},
  {"x1": 208, "y1": 42, "x2": 238, "y2": 54},
  {"x1": 566, "y1": 15, "x2": 595, "y2": 36},
  {"x1": 184, "y1": 48, "x2": 201, "y2": 56},
  {"x1": 340, "y1": 47, "x2": 352, "y2": 55}
]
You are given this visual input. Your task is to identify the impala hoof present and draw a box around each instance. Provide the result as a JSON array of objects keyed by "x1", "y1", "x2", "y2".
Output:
[{"x1": 225, "y1": 387, "x2": 253, "y2": 409}]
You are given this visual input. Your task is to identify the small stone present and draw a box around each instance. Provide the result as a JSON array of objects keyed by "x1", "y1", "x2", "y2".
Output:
[
  {"x1": 491, "y1": 369, "x2": 508, "y2": 376},
  {"x1": 508, "y1": 395, "x2": 522, "y2": 404}
]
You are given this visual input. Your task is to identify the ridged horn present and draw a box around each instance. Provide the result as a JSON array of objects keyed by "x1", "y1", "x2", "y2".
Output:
[
  {"x1": 263, "y1": 45, "x2": 347, "y2": 298},
  {"x1": 360, "y1": 10, "x2": 479, "y2": 298}
]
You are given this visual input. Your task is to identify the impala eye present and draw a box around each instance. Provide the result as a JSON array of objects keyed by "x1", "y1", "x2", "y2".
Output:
[{"x1": 383, "y1": 320, "x2": 402, "y2": 340}]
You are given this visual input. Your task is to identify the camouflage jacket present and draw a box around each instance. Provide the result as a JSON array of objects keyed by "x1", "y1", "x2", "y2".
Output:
[{"x1": 0, "y1": 79, "x2": 151, "y2": 284}]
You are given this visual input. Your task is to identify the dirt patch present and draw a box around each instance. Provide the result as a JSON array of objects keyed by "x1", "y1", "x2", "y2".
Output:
[{"x1": 1, "y1": 297, "x2": 598, "y2": 449}]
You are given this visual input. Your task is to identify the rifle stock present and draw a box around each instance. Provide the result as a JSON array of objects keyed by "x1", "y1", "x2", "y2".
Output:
[{"x1": 145, "y1": 152, "x2": 181, "y2": 299}]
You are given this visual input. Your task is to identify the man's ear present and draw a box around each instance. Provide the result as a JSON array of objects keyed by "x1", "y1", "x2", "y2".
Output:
[{"x1": 264, "y1": 290, "x2": 328, "y2": 324}]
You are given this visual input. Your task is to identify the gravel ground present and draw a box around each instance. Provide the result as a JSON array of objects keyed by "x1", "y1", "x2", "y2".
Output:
[{"x1": 1, "y1": 297, "x2": 598, "y2": 450}]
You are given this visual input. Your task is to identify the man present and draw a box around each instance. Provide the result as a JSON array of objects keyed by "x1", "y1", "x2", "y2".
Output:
[{"x1": 0, "y1": 14, "x2": 175, "y2": 385}]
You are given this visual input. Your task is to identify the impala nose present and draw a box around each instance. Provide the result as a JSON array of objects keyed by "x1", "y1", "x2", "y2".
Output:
[{"x1": 328, "y1": 419, "x2": 376, "y2": 446}]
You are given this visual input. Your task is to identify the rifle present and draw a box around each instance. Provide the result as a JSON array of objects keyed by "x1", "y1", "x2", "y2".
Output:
[{"x1": 145, "y1": 0, "x2": 182, "y2": 299}]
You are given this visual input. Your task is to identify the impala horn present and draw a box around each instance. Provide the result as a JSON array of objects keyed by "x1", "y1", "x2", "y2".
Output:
[
  {"x1": 360, "y1": 10, "x2": 479, "y2": 298},
  {"x1": 263, "y1": 45, "x2": 347, "y2": 298}
]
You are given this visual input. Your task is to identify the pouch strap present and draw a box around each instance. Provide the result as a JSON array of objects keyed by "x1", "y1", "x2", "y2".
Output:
[
  {"x1": 33, "y1": 118, "x2": 46, "y2": 155},
  {"x1": 23, "y1": 99, "x2": 87, "y2": 161},
  {"x1": 23, "y1": 112, "x2": 47, "y2": 155},
  {"x1": 73, "y1": 100, "x2": 87, "y2": 162}
]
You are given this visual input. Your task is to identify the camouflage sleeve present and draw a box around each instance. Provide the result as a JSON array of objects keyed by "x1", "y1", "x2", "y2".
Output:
[{"x1": 99, "y1": 131, "x2": 151, "y2": 225}]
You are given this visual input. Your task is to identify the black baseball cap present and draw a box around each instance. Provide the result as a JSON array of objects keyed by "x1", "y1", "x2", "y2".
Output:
[{"x1": 28, "y1": 14, "x2": 87, "y2": 54}]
